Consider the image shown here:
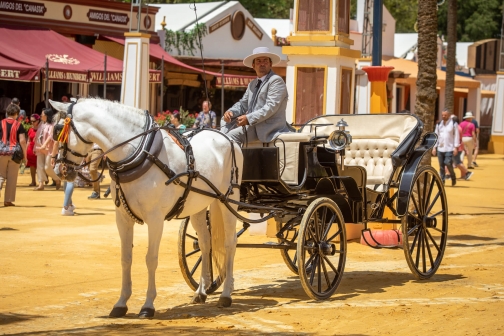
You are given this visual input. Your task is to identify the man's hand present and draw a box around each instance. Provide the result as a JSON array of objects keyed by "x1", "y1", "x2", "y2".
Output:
[
  {"x1": 453, "y1": 148, "x2": 458, "y2": 156},
  {"x1": 432, "y1": 148, "x2": 437, "y2": 156},
  {"x1": 223, "y1": 111, "x2": 234, "y2": 123},
  {"x1": 237, "y1": 115, "x2": 249, "y2": 126}
]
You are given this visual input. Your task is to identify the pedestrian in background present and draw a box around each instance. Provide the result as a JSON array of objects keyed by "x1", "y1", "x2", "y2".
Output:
[
  {"x1": 193, "y1": 100, "x2": 217, "y2": 129},
  {"x1": 26, "y1": 113, "x2": 41, "y2": 186},
  {"x1": 466, "y1": 111, "x2": 480, "y2": 167},
  {"x1": 0, "y1": 103, "x2": 27, "y2": 206},
  {"x1": 460, "y1": 112, "x2": 477, "y2": 170},
  {"x1": 10, "y1": 98, "x2": 26, "y2": 120},
  {"x1": 433, "y1": 109, "x2": 459, "y2": 186},
  {"x1": 449, "y1": 116, "x2": 473, "y2": 181},
  {"x1": 0, "y1": 88, "x2": 11, "y2": 121},
  {"x1": 34, "y1": 108, "x2": 61, "y2": 191}
]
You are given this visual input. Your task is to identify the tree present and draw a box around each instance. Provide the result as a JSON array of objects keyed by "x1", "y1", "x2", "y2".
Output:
[
  {"x1": 383, "y1": 0, "x2": 419, "y2": 33},
  {"x1": 444, "y1": 0, "x2": 456, "y2": 115},
  {"x1": 437, "y1": 0, "x2": 503, "y2": 42},
  {"x1": 414, "y1": 0, "x2": 438, "y2": 164}
]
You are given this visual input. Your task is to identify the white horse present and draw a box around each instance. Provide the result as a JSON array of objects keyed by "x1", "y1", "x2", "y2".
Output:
[{"x1": 49, "y1": 98, "x2": 242, "y2": 318}]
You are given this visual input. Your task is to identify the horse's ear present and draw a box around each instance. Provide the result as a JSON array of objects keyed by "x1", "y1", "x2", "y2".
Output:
[{"x1": 49, "y1": 100, "x2": 70, "y2": 113}]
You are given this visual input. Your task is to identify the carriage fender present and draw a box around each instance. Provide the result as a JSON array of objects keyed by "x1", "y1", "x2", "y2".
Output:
[{"x1": 396, "y1": 132, "x2": 438, "y2": 217}]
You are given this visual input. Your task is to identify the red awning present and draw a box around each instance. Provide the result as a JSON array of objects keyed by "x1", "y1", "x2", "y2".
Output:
[
  {"x1": 0, "y1": 25, "x2": 161, "y2": 83},
  {"x1": 0, "y1": 54, "x2": 40, "y2": 81},
  {"x1": 101, "y1": 35, "x2": 255, "y2": 81}
]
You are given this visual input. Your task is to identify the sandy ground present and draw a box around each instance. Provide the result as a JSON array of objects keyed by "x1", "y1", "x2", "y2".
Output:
[{"x1": 1, "y1": 154, "x2": 504, "y2": 335}]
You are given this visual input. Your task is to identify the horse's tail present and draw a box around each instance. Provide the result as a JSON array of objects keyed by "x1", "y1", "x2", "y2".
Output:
[{"x1": 209, "y1": 201, "x2": 228, "y2": 282}]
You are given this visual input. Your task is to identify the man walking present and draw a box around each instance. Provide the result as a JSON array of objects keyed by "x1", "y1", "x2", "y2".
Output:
[
  {"x1": 432, "y1": 110, "x2": 459, "y2": 186},
  {"x1": 221, "y1": 47, "x2": 290, "y2": 145},
  {"x1": 193, "y1": 100, "x2": 217, "y2": 129}
]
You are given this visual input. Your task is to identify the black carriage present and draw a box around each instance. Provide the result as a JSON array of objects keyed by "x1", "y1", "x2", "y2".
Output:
[{"x1": 179, "y1": 113, "x2": 448, "y2": 300}]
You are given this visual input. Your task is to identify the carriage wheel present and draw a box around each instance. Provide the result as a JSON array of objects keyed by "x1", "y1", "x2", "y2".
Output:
[
  {"x1": 297, "y1": 198, "x2": 347, "y2": 300},
  {"x1": 178, "y1": 215, "x2": 222, "y2": 294},
  {"x1": 277, "y1": 220, "x2": 301, "y2": 274},
  {"x1": 402, "y1": 165, "x2": 448, "y2": 280}
]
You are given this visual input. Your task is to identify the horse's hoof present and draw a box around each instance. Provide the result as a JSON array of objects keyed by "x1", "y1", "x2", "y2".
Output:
[
  {"x1": 109, "y1": 306, "x2": 128, "y2": 318},
  {"x1": 216, "y1": 297, "x2": 232, "y2": 308},
  {"x1": 191, "y1": 293, "x2": 207, "y2": 304},
  {"x1": 138, "y1": 307, "x2": 155, "y2": 318}
]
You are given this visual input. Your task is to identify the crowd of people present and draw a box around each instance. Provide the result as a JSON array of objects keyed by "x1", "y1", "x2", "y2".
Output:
[{"x1": 0, "y1": 92, "x2": 105, "y2": 214}]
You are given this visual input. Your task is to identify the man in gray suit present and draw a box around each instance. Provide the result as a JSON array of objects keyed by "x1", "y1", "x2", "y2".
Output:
[{"x1": 222, "y1": 47, "x2": 290, "y2": 145}]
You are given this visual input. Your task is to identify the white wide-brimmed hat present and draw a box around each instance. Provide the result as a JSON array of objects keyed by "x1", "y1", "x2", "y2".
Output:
[
  {"x1": 243, "y1": 47, "x2": 281, "y2": 68},
  {"x1": 463, "y1": 111, "x2": 474, "y2": 119}
]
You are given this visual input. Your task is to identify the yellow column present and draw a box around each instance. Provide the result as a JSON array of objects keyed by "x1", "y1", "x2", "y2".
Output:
[{"x1": 362, "y1": 66, "x2": 394, "y2": 114}]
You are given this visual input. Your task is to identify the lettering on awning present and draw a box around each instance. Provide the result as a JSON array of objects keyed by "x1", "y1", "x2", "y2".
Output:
[
  {"x1": 0, "y1": 0, "x2": 46, "y2": 16},
  {"x1": 209, "y1": 15, "x2": 231, "y2": 34},
  {"x1": 149, "y1": 71, "x2": 161, "y2": 83},
  {"x1": 0, "y1": 69, "x2": 21, "y2": 79},
  {"x1": 246, "y1": 18, "x2": 263, "y2": 40},
  {"x1": 216, "y1": 76, "x2": 254, "y2": 88},
  {"x1": 89, "y1": 71, "x2": 123, "y2": 84},
  {"x1": 87, "y1": 9, "x2": 129, "y2": 25},
  {"x1": 44, "y1": 70, "x2": 88, "y2": 83}
]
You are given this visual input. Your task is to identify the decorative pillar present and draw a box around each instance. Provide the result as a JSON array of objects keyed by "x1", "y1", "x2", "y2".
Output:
[
  {"x1": 489, "y1": 72, "x2": 504, "y2": 153},
  {"x1": 121, "y1": 32, "x2": 150, "y2": 110},
  {"x1": 362, "y1": 66, "x2": 394, "y2": 113}
]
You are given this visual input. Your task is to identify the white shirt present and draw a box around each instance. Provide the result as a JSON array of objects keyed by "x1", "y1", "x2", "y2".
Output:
[{"x1": 435, "y1": 119, "x2": 460, "y2": 152}]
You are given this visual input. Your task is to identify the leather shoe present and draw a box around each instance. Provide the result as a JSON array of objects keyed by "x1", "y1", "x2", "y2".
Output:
[{"x1": 4, "y1": 202, "x2": 15, "y2": 207}]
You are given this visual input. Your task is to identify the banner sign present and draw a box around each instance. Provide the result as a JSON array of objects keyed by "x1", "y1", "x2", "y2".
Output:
[
  {"x1": 0, "y1": 0, "x2": 46, "y2": 16},
  {"x1": 246, "y1": 18, "x2": 263, "y2": 40},
  {"x1": 209, "y1": 15, "x2": 231, "y2": 34},
  {"x1": 43, "y1": 69, "x2": 88, "y2": 83},
  {"x1": 0, "y1": 68, "x2": 38, "y2": 81},
  {"x1": 89, "y1": 70, "x2": 162, "y2": 84},
  {"x1": 216, "y1": 75, "x2": 254, "y2": 88},
  {"x1": 87, "y1": 9, "x2": 129, "y2": 25}
]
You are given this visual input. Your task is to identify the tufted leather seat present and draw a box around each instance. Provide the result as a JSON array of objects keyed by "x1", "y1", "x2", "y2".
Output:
[
  {"x1": 345, "y1": 139, "x2": 398, "y2": 185},
  {"x1": 301, "y1": 114, "x2": 419, "y2": 189}
]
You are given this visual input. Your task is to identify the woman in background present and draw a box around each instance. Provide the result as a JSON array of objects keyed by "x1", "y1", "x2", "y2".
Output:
[
  {"x1": 34, "y1": 108, "x2": 61, "y2": 191},
  {"x1": 26, "y1": 113, "x2": 40, "y2": 186},
  {"x1": 171, "y1": 113, "x2": 186, "y2": 134}
]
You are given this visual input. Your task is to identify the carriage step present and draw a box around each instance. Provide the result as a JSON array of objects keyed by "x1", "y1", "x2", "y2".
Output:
[{"x1": 236, "y1": 242, "x2": 295, "y2": 250}]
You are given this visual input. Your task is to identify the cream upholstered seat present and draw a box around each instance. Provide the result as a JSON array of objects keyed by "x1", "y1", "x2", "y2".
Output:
[{"x1": 301, "y1": 114, "x2": 419, "y2": 188}]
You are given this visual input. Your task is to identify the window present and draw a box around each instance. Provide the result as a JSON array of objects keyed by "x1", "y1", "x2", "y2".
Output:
[
  {"x1": 337, "y1": 0, "x2": 350, "y2": 35},
  {"x1": 295, "y1": 67, "x2": 326, "y2": 124},
  {"x1": 297, "y1": 0, "x2": 331, "y2": 32},
  {"x1": 339, "y1": 67, "x2": 352, "y2": 114}
]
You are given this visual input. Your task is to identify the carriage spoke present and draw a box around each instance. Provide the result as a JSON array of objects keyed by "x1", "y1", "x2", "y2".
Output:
[
  {"x1": 421, "y1": 228, "x2": 427, "y2": 273},
  {"x1": 429, "y1": 209, "x2": 445, "y2": 218},
  {"x1": 416, "y1": 179, "x2": 424, "y2": 215},
  {"x1": 425, "y1": 191, "x2": 441, "y2": 216},
  {"x1": 190, "y1": 256, "x2": 202, "y2": 276},
  {"x1": 407, "y1": 211, "x2": 423, "y2": 223},
  {"x1": 411, "y1": 193, "x2": 422, "y2": 217},
  {"x1": 415, "y1": 229, "x2": 423, "y2": 268},
  {"x1": 326, "y1": 229, "x2": 342, "y2": 243},
  {"x1": 322, "y1": 213, "x2": 337, "y2": 240},
  {"x1": 292, "y1": 251, "x2": 298, "y2": 265},
  {"x1": 430, "y1": 226, "x2": 446, "y2": 234},
  {"x1": 322, "y1": 255, "x2": 339, "y2": 277},
  {"x1": 422, "y1": 173, "x2": 429, "y2": 213},
  {"x1": 317, "y1": 254, "x2": 322, "y2": 293},
  {"x1": 409, "y1": 225, "x2": 421, "y2": 254},
  {"x1": 423, "y1": 230, "x2": 435, "y2": 268},
  {"x1": 423, "y1": 177, "x2": 436, "y2": 213},
  {"x1": 425, "y1": 228, "x2": 441, "y2": 252},
  {"x1": 309, "y1": 255, "x2": 319, "y2": 286},
  {"x1": 185, "y1": 234, "x2": 198, "y2": 241},
  {"x1": 320, "y1": 257, "x2": 331, "y2": 289},
  {"x1": 185, "y1": 248, "x2": 201, "y2": 258},
  {"x1": 407, "y1": 223, "x2": 421, "y2": 236},
  {"x1": 304, "y1": 252, "x2": 317, "y2": 270}
]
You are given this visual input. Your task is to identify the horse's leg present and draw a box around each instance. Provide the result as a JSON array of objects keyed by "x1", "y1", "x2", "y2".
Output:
[
  {"x1": 189, "y1": 209, "x2": 212, "y2": 304},
  {"x1": 109, "y1": 210, "x2": 135, "y2": 318},
  {"x1": 212, "y1": 201, "x2": 237, "y2": 308},
  {"x1": 139, "y1": 217, "x2": 164, "y2": 318}
]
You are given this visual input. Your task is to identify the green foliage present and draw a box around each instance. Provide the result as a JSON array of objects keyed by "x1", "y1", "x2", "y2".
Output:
[
  {"x1": 384, "y1": 0, "x2": 419, "y2": 33},
  {"x1": 165, "y1": 23, "x2": 207, "y2": 56},
  {"x1": 437, "y1": 0, "x2": 503, "y2": 42}
]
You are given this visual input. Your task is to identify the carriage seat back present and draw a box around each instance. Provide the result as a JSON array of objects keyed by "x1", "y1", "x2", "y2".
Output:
[
  {"x1": 243, "y1": 132, "x2": 314, "y2": 185},
  {"x1": 301, "y1": 114, "x2": 419, "y2": 188}
]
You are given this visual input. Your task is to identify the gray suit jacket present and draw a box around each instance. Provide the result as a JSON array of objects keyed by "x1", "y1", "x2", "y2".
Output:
[{"x1": 227, "y1": 71, "x2": 290, "y2": 143}]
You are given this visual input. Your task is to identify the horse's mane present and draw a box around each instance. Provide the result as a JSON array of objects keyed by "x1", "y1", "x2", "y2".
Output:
[{"x1": 55, "y1": 98, "x2": 145, "y2": 125}]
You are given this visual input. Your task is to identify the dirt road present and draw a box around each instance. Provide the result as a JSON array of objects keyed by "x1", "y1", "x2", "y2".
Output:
[{"x1": 1, "y1": 154, "x2": 504, "y2": 335}]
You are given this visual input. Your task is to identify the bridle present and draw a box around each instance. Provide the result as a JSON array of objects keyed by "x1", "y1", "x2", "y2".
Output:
[{"x1": 52, "y1": 102, "x2": 101, "y2": 181}]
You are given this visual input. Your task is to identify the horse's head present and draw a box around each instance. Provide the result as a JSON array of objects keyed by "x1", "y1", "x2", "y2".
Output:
[{"x1": 49, "y1": 99, "x2": 94, "y2": 182}]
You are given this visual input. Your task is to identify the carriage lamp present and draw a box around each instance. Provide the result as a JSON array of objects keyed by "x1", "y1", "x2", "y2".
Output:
[{"x1": 328, "y1": 119, "x2": 352, "y2": 171}]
